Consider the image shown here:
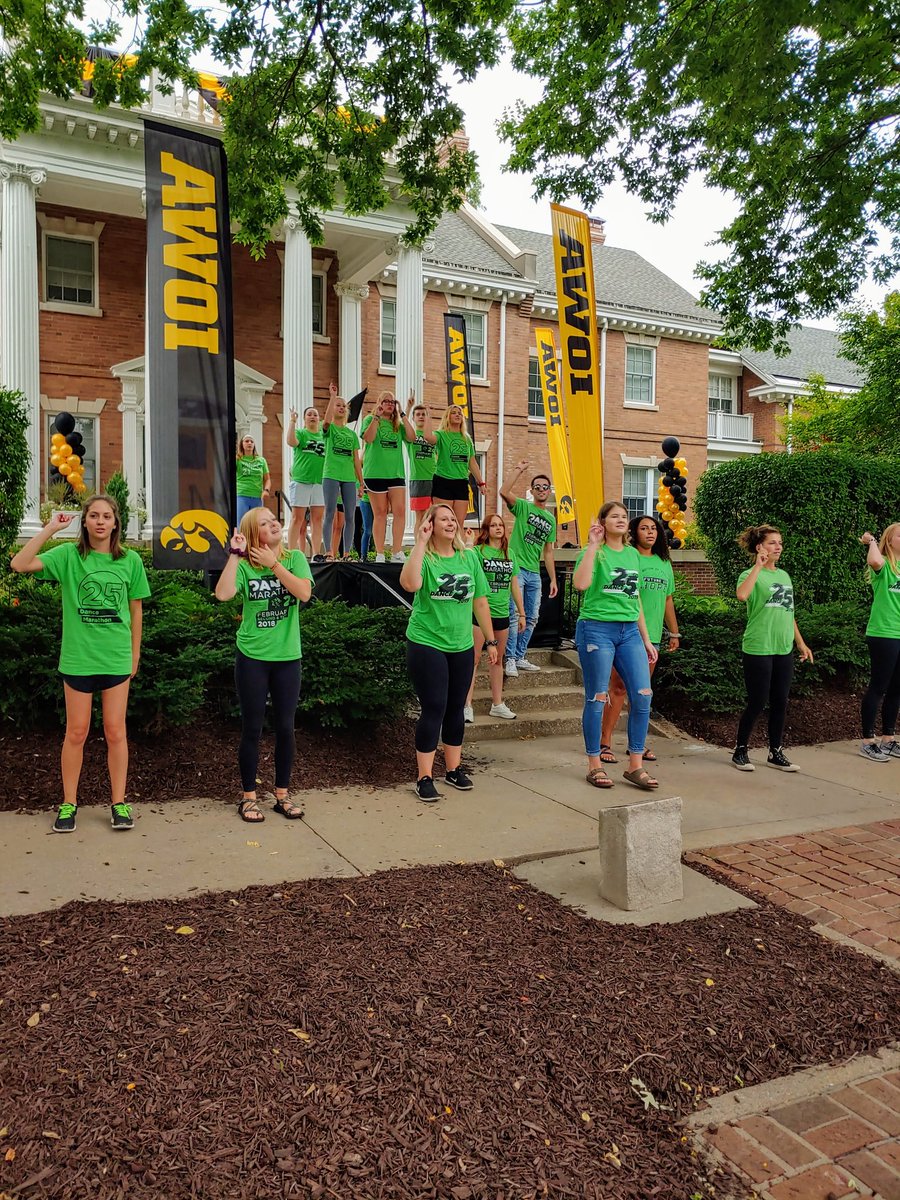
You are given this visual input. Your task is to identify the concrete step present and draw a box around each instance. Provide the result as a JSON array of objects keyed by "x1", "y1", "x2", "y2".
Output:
[
  {"x1": 473, "y1": 664, "x2": 582, "y2": 690},
  {"x1": 470, "y1": 684, "x2": 584, "y2": 715},
  {"x1": 465, "y1": 707, "x2": 584, "y2": 742}
]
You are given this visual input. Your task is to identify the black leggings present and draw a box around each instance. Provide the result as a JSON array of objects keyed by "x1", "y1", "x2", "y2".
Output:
[
  {"x1": 406, "y1": 640, "x2": 474, "y2": 753},
  {"x1": 234, "y1": 651, "x2": 302, "y2": 791},
  {"x1": 735, "y1": 651, "x2": 794, "y2": 750},
  {"x1": 861, "y1": 636, "x2": 900, "y2": 738}
]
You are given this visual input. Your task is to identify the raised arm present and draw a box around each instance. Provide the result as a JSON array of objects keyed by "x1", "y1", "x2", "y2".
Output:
[
  {"x1": 861, "y1": 532, "x2": 885, "y2": 571},
  {"x1": 736, "y1": 546, "x2": 767, "y2": 602},
  {"x1": 500, "y1": 459, "x2": 528, "y2": 509},
  {"x1": 10, "y1": 514, "x2": 72, "y2": 573},
  {"x1": 215, "y1": 529, "x2": 246, "y2": 601},
  {"x1": 573, "y1": 522, "x2": 604, "y2": 591},
  {"x1": 399, "y1": 514, "x2": 431, "y2": 592},
  {"x1": 249, "y1": 545, "x2": 313, "y2": 602},
  {"x1": 286, "y1": 410, "x2": 299, "y2": 448},
  {"x1": 400, "y1": 389, "x2": 417, "y2": 442},
  {"x1": 323, "y1": 381, "x2": 340, "y2": 432},
  {"x1": 362, "y1": 408, "x2": 379, "y2": 443}
]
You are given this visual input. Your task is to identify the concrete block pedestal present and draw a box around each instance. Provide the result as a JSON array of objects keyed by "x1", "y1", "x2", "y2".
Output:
[{"x1": 599, "y1": 795, "x2": 684, "y2": 911}]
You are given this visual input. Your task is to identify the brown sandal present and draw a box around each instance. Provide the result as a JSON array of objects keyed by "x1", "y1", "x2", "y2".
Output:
[
  {"x1": 238, "y1": 799, "x2": 265, "y2": 822},
  {"x1": 586, "y1": 767, "x2": 614, "y2": 789},
  {"x1": 641, "y1": 747, "x2": 657, "y2": 762},
  {"x1": 623, "y1": 768, "x2": 658, "y2": 791},
  {"x1": 599, "y1": 744, "x2": 618, "y2": 764}
]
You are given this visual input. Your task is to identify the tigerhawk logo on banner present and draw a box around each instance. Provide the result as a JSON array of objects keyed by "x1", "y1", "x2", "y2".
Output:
[
  {"x1": 159, "y1": 510, "x2": 230, "y2": 555},
  {"x1": 533, "y1": 328, "x2": 576, "y2": 526},
  {"x1": 550, "y1": 204, "x2": 604, "y2": 541}
]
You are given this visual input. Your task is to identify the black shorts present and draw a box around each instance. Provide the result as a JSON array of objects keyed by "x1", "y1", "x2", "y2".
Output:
[
  {"x1": 61, "y1": 673, "x2": 130, "y2": 693},
  {"x1": 473, "y1": 615, "x2": 510, "y2": 631},
  {"x1": 363, "y1": 476, "x2": 405, "y2": 493},
  {"x1": 431, "y1": 475, "x2": 469, "y2": 503}
]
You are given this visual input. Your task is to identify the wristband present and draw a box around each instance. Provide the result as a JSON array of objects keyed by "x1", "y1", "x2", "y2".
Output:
[
  {"x1": 484, "y1": 639, "x2": 499, "y2": 647},
  {"x1": 229, "y1": 547, "x2": 245, "y2": 557}
]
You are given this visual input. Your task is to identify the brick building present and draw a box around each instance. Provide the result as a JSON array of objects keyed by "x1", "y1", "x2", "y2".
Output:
[{"x1": 0, "y1": 84, "x2": 860, "y2": 539}]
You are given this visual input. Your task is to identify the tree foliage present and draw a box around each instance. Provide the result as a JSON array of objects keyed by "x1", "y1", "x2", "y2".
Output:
[
  {"x1": 692, "y1": 451, "x2": 900, "y2": 606},
  {"x1": 501, "y1": 0, "x2": 900, "y2": 350},
  {"x1": 0, "y1": 390, "x2": 31, "y2": 557},
  {"x1": 785, "y1": 292, "x2": 900, "y2": 455},
  {"x1": 0, "y1": 0, "x2": 513, "y2": 252}
]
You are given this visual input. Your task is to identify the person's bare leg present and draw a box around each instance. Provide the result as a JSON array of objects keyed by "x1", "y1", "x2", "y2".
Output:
[
  {"x1": 61, "y1": 685, "x2": 92, "y2": 806},
  {"x1": 101, "y1": 679, "x2": 131, "y2": 806},
  {"x1": 415, "y1": 749, "x2": 437, "y2": 779},
  {"x1": 370, "y1": 491, "x2": 388, "y2": 554},
  {"x1": 490, "y1": 628, "x2": 510, "y2": 704},
  {"x1": 600, "y1": 668, "x2": 627, "y2": 751},
  {"x1": 443, "y1": 744, "x2": 462, "y2": 771},
  {"x1": 309, "y1": 506, "x2": 324, "y2": 556},
  {"x1": 389, "y1": 489, "x2": 406, "y2": 554},
  {"x1": 288, "y1": 510, "x2": 302, "y2": 551}
]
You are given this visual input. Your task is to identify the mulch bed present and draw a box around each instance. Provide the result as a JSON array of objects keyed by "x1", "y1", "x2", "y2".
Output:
[
  {"x1": 654, "y1": 683, "x2": 861, "y2": 749},
  {"x1": 2, "y1": 864, "x2": 899, "y2": 1200},
  {"x1": 0, "y1": 717, "x2": 435, "y2": 814}
]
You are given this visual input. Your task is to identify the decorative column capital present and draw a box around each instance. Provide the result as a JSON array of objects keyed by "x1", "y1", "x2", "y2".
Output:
[
  {"x1": 0, "y1": 163, "x2": 47, "y2": 189},
  {"x1": 284, "y1": 212, "x2": 307, "y2": 237},
  {"x1": 334, "y1": 281, "x2": 370, "y2": 303}
]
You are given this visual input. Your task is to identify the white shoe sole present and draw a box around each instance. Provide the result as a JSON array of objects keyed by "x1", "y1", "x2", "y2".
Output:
[
  {"x1": 731, "y1": 761, "x2": 755, "y2": 772},
  {"x1": 766, "y1": 762, "x2": 799, "y2": 772}
]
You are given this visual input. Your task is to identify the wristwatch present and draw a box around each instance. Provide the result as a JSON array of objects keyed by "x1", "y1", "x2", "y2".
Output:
[{"x1": 484, "y1": 639, "x2": 499, "y2": 647}]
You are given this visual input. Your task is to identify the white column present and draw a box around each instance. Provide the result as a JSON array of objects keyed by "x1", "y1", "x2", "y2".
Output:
[
  {"x1": 0, "y1": 164, "x2": 47, "y2": 536},
  {"x1": 118, "y1": 378, "x2": 144, "y2": 539},
  {"x1": 283, "y1": 215, "x2": 313, "y2": 500},
  {"x1": 241, "y1": 384, "x2": 268, "y2": 454},
  {"x1": 395, "y1": 244, "x2": 423, "y2": 408},
  {"x1": 334, "y1": 282, "x2": 368, "y2": 399}
]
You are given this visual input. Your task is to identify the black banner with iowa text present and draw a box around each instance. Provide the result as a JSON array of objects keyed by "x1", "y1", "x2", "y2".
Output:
[
  {"x1": 145, "y1": 120, "x2": 235, "y2": 570},
  {"x1": 443, "y1": 312, "x2": 481, "y2": 522}
]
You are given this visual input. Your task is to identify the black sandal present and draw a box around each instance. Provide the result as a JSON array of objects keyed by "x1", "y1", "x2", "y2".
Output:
[
  {"x1": 273, "y1": 797, "x2": 305, "y2": 820},
  {"x1": 599, "y1": 744, "x2": 618, "y2": 764},
  {"x1": 238, "y1": 799, "x2": 265, "y2": 823}
]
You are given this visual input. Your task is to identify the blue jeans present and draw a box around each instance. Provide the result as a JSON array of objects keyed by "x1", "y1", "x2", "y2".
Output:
[
  {"x1": 360, "y1": 503, "x2": 374, "y2": 559},
  {"x1": 575, "y1": 618, "x2": 652, "y2": 757},
  {"x1": 506, "y1": 568, "x2": 541, "y2": 662},
  {"x1": 236, "y1": 495, "x2": 263, "y2": 524}
]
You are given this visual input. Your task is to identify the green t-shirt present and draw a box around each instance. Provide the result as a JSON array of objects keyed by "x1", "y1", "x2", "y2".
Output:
[
  {"x1": 739, "y1": 566, "x2": 795, "y2": 655},
  {"x1": 361, "y1": 415, "x2": 406, "y2": 479},
  {"x1": 36, "y1": 543, "x2": 151, "y2": 676},
  {"x1": 434, "y1": 431, "x2": 474, "y2": 480},
  {"x1": 235, "y1": 550, "x2": 313, "y2": 661},
  {"x1": 508, "y1": 499, "x2": 557, "y2": 573},
  {"x1": 323, "y1": 423, "x2": 361, "y2": 483},
  {"x1": 638, "y1": 555, "x2": 675, "y2": 645},
  {"x1": 406, "y1": 548, "x2": 490, "y2": 652},
  {"x1": 291, "y1": 431, "x2": 325, "y2": 484},
  {"x1": 577, "y1": 544, "x2": 642, "y2": 623},
  {"x1": 406, "y1": 432, "x2": 437, "y2": 482},
  {"x1": 866, "y1": 562, "x2": 900, "y2": 638},
  {"x1": 236, "y1": 455, "x2": 269, "y2": 498},
  {"x1": 477, "y1": 545, "x2": 520, "y2": 619}
]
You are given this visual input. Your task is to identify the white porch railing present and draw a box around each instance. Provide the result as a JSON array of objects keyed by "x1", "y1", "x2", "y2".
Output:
[{"x1": 707, "y1": 409, "x2": 754, "y2": 442}]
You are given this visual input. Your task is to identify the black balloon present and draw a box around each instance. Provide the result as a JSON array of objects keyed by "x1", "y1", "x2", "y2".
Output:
[
  {"x1": 670, "y1": 536, "x2": 682, "y2": 549},
  {"x1": 678, "y1": 499, "x2": 687, "y2": 511},
  {"x1": 662, "y1": 457, "x2": 675, "y2": 471},
  {"x1": 656, "y1": 461, "x2": 668, "y2": 473},
  {"x1": 661, "y1": 436, "x2": 680, "y2": 457},
  {"x1": 54, "y1": 411, "x2": 76, "y2": 436},
  {"x1": 663, "y1": 475, "x2": 675, "y2": 488}
]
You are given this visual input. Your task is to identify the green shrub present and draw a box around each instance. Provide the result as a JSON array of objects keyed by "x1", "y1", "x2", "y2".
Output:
[
  {"x1": 105, "y1": 470, "x2": 131, "y2": 536},
  {"x1": 0, "y1": 389, "x2": 31, "y2": 556},
  {"x1": 693, "y1": 451, "x2": 900, "y2": 605}
]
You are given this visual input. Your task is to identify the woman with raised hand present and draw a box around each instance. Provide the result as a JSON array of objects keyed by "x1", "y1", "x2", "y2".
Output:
[
  {"x1": 11, "y1": 494, "x2": 150, "y2": 833},
  {"x1": 361, "y1": 389, "x2": 415, "y2": 562},
  {"x1": 422, "y1": 405, "x2": 486, "y2": 530},
  {"x1": 235, "y1": 434, "x2": 270, "y2": 524},
  {"x1": 858, "y1": 526, "x2": 900, "y2": 762},
  {"x1": 599, "y1": 514, "x2": 679, "y2": 765},
  {"x1": 322, "y1": 381, "x2": 363, "y2": 560},
  {"x1": 732, "y1": 524, "x2": 813, "y2": 773},
  {"x1": 573, "y1": 501, "x2": 659, "y2": 791},
  {"x1": 464, "y1": 513, "x2": 526, "y2": 724},
  {"x1": 405, "y1": 397, "x2": 437, "y2": 536},
  {"x1": 215, "y1": 507, "x2": 313, "y2": 822},
  {"x1": 400, "y1": 503, "x2": 497, "y2": 802},
  {"x1": 286, "y1": 406, "x2": 325, "y2": 558}
]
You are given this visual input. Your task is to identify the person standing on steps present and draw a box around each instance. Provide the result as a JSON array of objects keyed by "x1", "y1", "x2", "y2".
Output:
[
  {"x1": 422, "y1": 405, "x2": 487, "y2": 531},
  {"x1": 11, "y1": 495, "x2": 150, "y2": 833},
  {"x1": 400, "y1": 503, "x2": 497, "y2": 803},
  {"x1": 215, "y1": 507, "x2": 313, "y2": 822},
  {"x1": 406, "y1": 397, "x2": 437, "y2": 537},
  {"x1": 361, "y1": 389, "x2": 415, "y2": 562},
  {"x1": 286, "y1": 407, "x2": 325, "y2": 557},
  {"x1": 572, "y1": 501, "x2": 659, "y2": 791},
  {"x1": 463, "y1": 513, "x2": 527, "y2": 724},
  {"x1": 858, "y1": 526, "x2": 900, "y2": 762},
  {"x1": 500, "y1": 460, "x2": 558, "y2": 677},
  {"x1": 599, "y1": 514, "x2": 679, "y2": 765},
  {"x1": 322, "y1": 381, "x2": 363, "y2": 559},
  {"x1": 235, "y1": 434, "x2": 271, "y2": 524},
  {"x1": 732, "y1": 524, "x2": 813, "y2": 773}
]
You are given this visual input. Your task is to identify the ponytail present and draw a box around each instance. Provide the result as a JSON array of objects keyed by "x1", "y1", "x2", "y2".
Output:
[{"x1": 738, "y1": 524, "x2": 781, "y2": 556}]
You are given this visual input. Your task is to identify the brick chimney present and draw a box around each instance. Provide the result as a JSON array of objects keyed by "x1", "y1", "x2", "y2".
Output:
[
  {"x1": 588, "y1": 215, "x2": 606, "y2": 245},
  {"x1": 440, "y1": 127, "x2": 470, "y2": 165}
]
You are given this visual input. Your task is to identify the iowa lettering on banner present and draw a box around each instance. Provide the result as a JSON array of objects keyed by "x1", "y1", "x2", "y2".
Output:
[
  {"x1": 447, "y1": 325, "x2": 472, "y2": 426},
  {"x1": 161, "y1": 151, "x2": 220, "y2": 354}
]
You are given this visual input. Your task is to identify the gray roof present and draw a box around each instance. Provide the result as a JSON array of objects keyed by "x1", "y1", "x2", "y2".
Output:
[
  {"x1": 497, "y1": 223, "x2": 720, "y2": 326},
  {"x1": 743, "y1": 325, "x2": 861, "y2": 389},
  {"x1": 426, "y1": 210, "x2": 527, "y2": 281}
]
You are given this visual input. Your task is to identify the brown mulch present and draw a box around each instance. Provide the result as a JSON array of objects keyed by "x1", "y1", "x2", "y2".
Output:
[
  {"x1": 0, "y1": 717, "x2": 438, "y2": 813},
  {"x1": 2, "y1": 864, "x2": 899, "y2": 1200},
  {"x1": 654, "y1": 683, "x2": 861, "y2": 749}
]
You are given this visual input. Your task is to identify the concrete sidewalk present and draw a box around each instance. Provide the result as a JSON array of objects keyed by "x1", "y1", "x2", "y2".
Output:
[{"x1": 2, "y1": 730, "x2": 899, "y2": 919}]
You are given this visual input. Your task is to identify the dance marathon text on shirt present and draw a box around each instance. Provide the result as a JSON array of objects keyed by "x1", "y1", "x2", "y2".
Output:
[
  {"x1": 604, "y1": 566, "x2": 639, "y2": 598},
  {"x1": 430, "y1": 572, "x2": 476, "y2": 602},
  {"x1": 247, "y1": 576, "x2": 296, "y2": 628},
  {"x1": 765, "y1": 582, "x2": 794, "y2": 610},
  {"x1": 77, "y1": 573, "x2": 127, "y2": 624},
  {"x1": 523, "y1": 510, "x2": 553, "y2": 549}
]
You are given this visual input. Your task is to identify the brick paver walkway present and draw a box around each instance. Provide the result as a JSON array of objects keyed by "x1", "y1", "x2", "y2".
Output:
[
  {"x1": 686, "y1": 820, "x2": 900, "y2": 961},
  {"x1": 695, "y1": 1062, "x2": 900, "y2": 1199}
]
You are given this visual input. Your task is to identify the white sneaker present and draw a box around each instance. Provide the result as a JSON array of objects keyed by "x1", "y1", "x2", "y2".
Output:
[
  {"x1": 517, "y1": 658, "x2": 540, "y2": 672},
  {"x1": 490, "y1": 702, "x2": 516, "y2": 720},
  {"x1": 504, "y1": 659, "x2": 518, "y2": 678},
  {"x1": 463, "y1": 705, "x2": 474, "y2": 723},
  {"x1": 391, "y1": 552, "x2": 406, "y2": 563},
  {"x1": 375, "y1": 553, "x2": 385, "y2": 563}
]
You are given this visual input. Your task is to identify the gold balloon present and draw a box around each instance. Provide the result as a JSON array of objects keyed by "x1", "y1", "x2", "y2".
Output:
[
  {"x1": 51, "y1": 432, "x2": 65, "y2": 448},
  {"x1": 68, "y1": 454, "x2": 81, "y2": 469},
  {"x1": 679, "y1": 466, "x2": 689, "y2": 478},
  {"x1": 58, "y1": 461, "x2": 72, "y2": 476},
  {"x1": 50, "y1": 454, "x2": 62, "y2": 468},
  {"x1": 58, "y1": 443, "x2": 72, "y2": 459},
  {"x1": 675, "y1": 457, "x2": 686, "y2": 469}
]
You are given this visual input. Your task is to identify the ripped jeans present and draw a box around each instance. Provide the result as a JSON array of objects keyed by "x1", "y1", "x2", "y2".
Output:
[{"x1": 575, "y1": 618, "x2": 652, "y2": 757}]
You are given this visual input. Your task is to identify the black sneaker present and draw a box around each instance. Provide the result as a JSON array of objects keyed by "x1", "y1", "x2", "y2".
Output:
[
  {"x1": 53, "y1": 803, "x2": 77, "y2": 833},
  {"x1": 110, "y1": 803, "x2": 134, "y2": 830},
  {"x1": 767, "y1": 746, "x2": 799, "y2": 772},
  {"x1": 415, "y1": 776, "x2": 440, "y2": 803},
  {"x1": 731, "y1": 746, "x2": 754, "y2": 772},
  {"x1": 445, "y1": 767, "x2": 474, "y2": 791}
]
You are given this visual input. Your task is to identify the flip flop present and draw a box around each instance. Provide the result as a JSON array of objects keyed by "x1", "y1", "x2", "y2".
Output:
[
  {"x1": 623, "y1": 768, "x2": 658, "y2": 791},
  {"x1": 599, "y1": 744, "x2": 618, "y2": 764},
  {"x1": 586, "y1": 767, "x2": 614, "y2": 789},
  {"x1": 238, "y1": 799, "x2": 265, "y2": 822}
]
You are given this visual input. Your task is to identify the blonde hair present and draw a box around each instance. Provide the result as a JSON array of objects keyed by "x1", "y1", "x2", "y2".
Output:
[
  {"x1": 867, "y1": 523, "x2": 900, "y2": 583},
  {"x1": 239, "y1": 507, "x2": 286, "y2": 564},
  {"x1": 375, "y1": 391, "x2": 401, "y2": 432},
  {"x1": 424, "y1": 503, "x2": 467, "y2": 556},
  {"x1": 236, "y1": 433, "x2": 257, "y2": 459},
  {"x1": 77, "y1": 494, "x2": 124, "y2": 560},
  {"x1": 439, "y1": 405, "x2": 467, "y2": 433}
]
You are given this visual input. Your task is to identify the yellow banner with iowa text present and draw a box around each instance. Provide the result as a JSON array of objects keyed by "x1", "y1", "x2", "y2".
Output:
[{"x1": 533, "y1": 328, "x2": 575, "y2": 526}]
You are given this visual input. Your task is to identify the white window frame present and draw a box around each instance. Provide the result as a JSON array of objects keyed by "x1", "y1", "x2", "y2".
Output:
[
  {"x1": 624, "y1": 344, "x2": 656, "y2": 408},
  {"x1": 447, "y1": 295, "x2": 490, "y2": 382},
  {"x1": 708, "y1": 372, "x2": 735, "y2": 413},
  {"x1": 45, "y1": 412, "x2": 100, "y2": 493},
  {"x1": 622, "y1": 464, "x2": 655, "y2": 522},
  {"x1": 38, "y1": 214, "x2": 104, "y2": 318},
  {"x1": 380, "y1": 297, "x2": 397, "y2": 370},
  {"x1": 527, "y1": 356, "x2": 544, "y2": 421}
]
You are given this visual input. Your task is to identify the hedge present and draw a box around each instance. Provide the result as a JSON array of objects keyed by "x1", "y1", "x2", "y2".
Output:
[{"x1": 692, "y1": 450, "x2": 900, "y2": 606}]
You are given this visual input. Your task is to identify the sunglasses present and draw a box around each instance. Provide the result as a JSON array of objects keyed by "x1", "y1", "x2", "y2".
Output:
[{"x1": 532, "y1": 483, "x2": 551, "y2": 491}]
